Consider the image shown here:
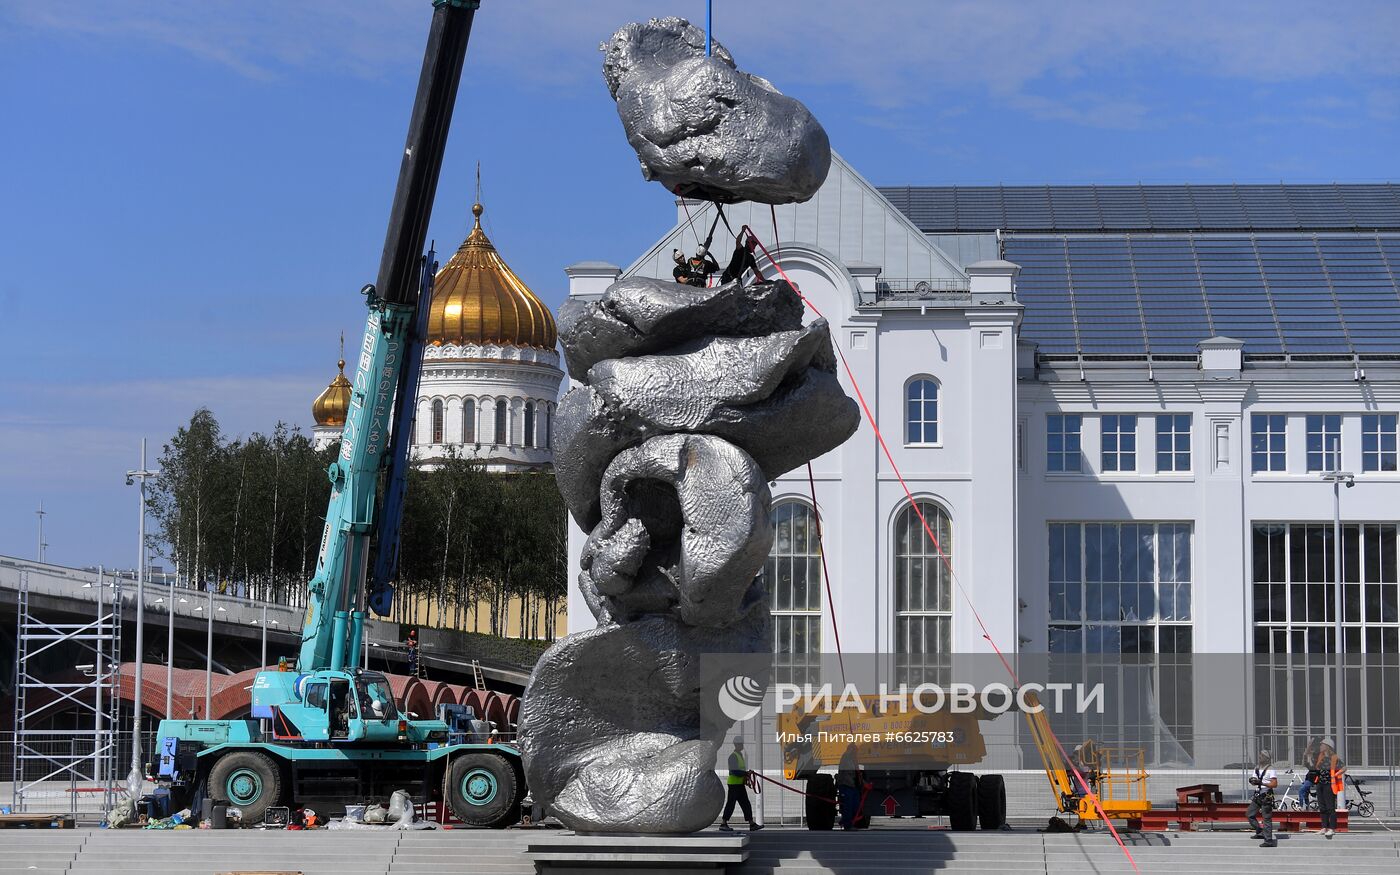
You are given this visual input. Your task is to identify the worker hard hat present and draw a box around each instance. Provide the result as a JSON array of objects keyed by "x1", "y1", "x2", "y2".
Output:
[
  {"x1": 732, "y1": 735, "x2": 744, "y2": 746},
  {"x1": 672, "y1": 249, "x2": 684, "y2": 263}
]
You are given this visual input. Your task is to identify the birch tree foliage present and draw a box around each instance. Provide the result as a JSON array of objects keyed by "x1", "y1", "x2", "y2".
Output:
[{"x1": 148, "y1": 409, "x2": 567, "y2": 638}]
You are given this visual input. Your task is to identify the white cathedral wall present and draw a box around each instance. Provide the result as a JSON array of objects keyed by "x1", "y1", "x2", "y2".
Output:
[{"x1": 412, "y1": 351, "x2": 562, "y2": 468}]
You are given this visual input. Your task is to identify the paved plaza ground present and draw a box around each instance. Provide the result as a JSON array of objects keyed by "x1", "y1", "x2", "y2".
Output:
[{"x1": 0, "y1": 822, "x2": 1397, "y2": 875}]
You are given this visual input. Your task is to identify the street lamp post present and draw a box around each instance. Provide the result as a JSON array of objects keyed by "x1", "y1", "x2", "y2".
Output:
[
  {"x1": 92, "y1": 568, "x2": 105, "y2": 796},
  {"x1": 36, "y1": 503, "x2": 46, "y2": 563},
  {"x1": 261, "y1": 604, "x2": 268, "y2": 668},
  {"x1": 1321, "y1": 438, "x2": 1354, "y2": 764},
  {"x1": 168, "y1": 572, "x2": 175, "y2": 718},
  {"x1": 125, "y1": 438, "x2": 159, "y2": 797},
  {"x1": 160, "y1": 568, "x2": 179, "y2": 718},
  {"x1": 195, "y1": 592, "x2": 227, "y2": 718}
]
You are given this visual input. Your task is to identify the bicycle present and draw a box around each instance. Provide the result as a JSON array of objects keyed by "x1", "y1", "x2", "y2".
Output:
[
  {"x1": 1344, "y1": 775, "x2": 1375, "y2": 818},
  {"x1": 1275, "y1": 769, "x2": 1317, "y2": 813}
]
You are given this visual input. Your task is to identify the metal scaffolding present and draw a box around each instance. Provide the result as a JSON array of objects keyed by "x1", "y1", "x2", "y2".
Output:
[{"x1": 10, "y1": 568, "x2": 123, "y2": 813}]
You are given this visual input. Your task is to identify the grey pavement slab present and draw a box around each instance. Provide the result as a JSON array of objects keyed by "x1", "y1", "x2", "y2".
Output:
[{"x1": 0, "y1": 825, "x2": 1391, "y2": 875}]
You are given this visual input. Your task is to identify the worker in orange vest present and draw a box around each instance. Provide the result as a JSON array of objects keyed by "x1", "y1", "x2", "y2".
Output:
[{"x1": 1315, "y1": 739, "x2": 1344, "y2": 838}]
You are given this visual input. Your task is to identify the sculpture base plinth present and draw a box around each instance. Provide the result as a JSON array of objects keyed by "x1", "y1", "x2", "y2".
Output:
[{"x1": 526, "y1": 831, "x2": 749, "y2": 874}]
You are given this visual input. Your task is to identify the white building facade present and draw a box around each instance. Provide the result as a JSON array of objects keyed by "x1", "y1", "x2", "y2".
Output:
[{"x1": 567, "y1": 156, "x2": 1400, "y2": 763}]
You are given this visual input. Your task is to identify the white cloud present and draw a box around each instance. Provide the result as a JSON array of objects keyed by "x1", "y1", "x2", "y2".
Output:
[
  {"x1": 7, "y1": 1, "x2": 1397, "y2": 106},
  {"x1": 0, "y1": 375, "x2": 318, "y2": 486}
]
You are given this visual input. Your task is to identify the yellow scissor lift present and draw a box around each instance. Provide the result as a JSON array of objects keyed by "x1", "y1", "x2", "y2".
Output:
[{"x1": 1021, "y1": 691, "x2": 1152, "y2": 823}]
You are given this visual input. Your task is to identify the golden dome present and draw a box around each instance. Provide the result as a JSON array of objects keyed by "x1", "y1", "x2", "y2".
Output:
[
  {"x1": 312, "y1": 358, "x2": 352, "y2": 427},
  {"x1": 427, "y1": 201, "x2": 557, "y2": 350}
]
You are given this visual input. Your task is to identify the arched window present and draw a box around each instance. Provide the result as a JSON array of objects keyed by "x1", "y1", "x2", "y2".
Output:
[
  {"x1": 544, "y1": 403, "x2": 552, "y2": 450},
  {"x1": 906, "y1": 378, "x2": 939, "y2": 445},
  {"x1": 494, "y1": 398, "x2": 507, "y2": 445},
  {"x1": 430, "y1": 399, "x2": 444, "y2": 445},
  {"x1": 765, "y1": 500, "x2": 822, "y2": 684},
  {"x1": 524, "y1": 402, "x2": 536, "y2": 449},
  {"x1": 894, "y1": 500, "x2": 952, "y2": 684},
  {"x1": 462, "y1": 399, "x2": 476, "y2": 444}
]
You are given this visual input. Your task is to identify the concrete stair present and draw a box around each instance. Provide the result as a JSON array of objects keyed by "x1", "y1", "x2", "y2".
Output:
[
  {"x1": 0, "y1": 830, "x2": 85, "y2": 875},
  {"x1": 734, "y1": 829, "x2": 1400, "y2": 874},
  {"x1": 67, "y1": 830, "x2": 401, "y2": 875},
  {"x1": 386, "y1": 830, "x2": 530, "y2": 875},
  {"x1": 0, "y1": 826, "x2": 1392, "y2": 874}
]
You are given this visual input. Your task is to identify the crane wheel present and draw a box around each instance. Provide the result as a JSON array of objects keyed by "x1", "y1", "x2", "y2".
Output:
[
  {"x1": 804, "y1": 774, "x2": 837, "y2": 830},
  {"x1": 976, "y1": 774, "x2": 1007, "y2": 829},
  {"x1": 209, "y1": 751, "x2": 282, "y2": 826},
  {"x1": 445, "y1": 753, "x2": 522, "y2": 828},
  {"x1": 946, "y1": 772, "x2": 979, "y2": 831}
]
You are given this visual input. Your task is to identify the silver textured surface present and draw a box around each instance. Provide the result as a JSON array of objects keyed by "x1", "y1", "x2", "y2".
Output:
[
  {"x1": 553, "y1": 318, "x2": 857, "y2": 530},
  {"x1": 583, "y1": 434, "x2": 773, "y2": 627},
  {"x1": 518, "y1": 612, "x2": 768, "y2": 834},
  {"x1": 602, "y1": 17, "x2": 830, "y2": 204},
  {"x1": 558, "y1": 276, "x2": 803, "y2": 381},
  {"x1": 521, "y1": 275, "x2": 857, "y2": 833}
]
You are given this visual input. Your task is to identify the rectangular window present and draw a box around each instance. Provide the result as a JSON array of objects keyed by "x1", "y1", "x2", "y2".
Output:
[
  {"x1": 1305, "y1": 414, "x2": 1341, "y2": 472},
  {"x1": 1251, "y1": 522, "x2": 1400, "y2": 762},
  {"x1": 1101, "y1": 415, "x2": 1138, "y2": 473},
  {"x1": 1047, "y1": 414, "x2": 1083, "y2": 473},
  {"x1": 1156, "y1": 414, "x2": 1191, "y2": 473},
  {"x1": 1362, "y1": 414, "x2": 1398, "y2": 473},
  {"x1": 1048, "y1": 521, "x2": 1194, "y2": 763},
  {"x1": 1048, "y1": 522, "x2": 1192, "y2": 648},
  {"x1": 1251, "y1": 414, "x2": 1286, "y2": 473},
  {"x1": 767, "y1": 502, "x2": 823, "y2": 685},
  {"x1": 905, "y1": 379, "x2": 939, "y2": 445}
]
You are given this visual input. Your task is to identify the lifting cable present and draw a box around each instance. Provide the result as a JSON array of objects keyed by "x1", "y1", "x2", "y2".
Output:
[
  {"x1": 677, "y1": 197, "x2": 728, "y2": 287},
  {"x1": 745, "y1": 218, "x2": 1139, "y2": 870},
  {"x1": 678, "y1": 195, "x2": 704, "y2": 254}
]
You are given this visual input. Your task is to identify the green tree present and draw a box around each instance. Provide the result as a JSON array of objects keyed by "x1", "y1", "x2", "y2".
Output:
[{"x1": 150, "y1": 408, "x2": 565, "y2": 639}]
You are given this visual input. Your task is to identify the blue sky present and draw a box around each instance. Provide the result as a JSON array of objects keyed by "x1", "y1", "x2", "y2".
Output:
[{"x1": 2, "y1": 0, "x2": 1398, "y2": 569}]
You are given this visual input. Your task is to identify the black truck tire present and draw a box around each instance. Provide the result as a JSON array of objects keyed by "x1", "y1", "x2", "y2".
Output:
[
  {"x1": 805, "y1": 774, "x2": 837, "y2": 830},
  {"x1": 946, "y1": 771, "x2": 979, "y2": 831},
  {"x1": 977, "y1": 774, "x2": 1007, "y2": 829},
  {"x1": 445, "y1": 753, "x2": 522, "y2": 828},
  {"x1": 208, "y1": 751, "x2": 282, "y2": 826}
]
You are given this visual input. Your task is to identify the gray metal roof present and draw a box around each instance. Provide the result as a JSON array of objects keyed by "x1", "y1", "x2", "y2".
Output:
[
  {"x1": 1006, "y1": 232, "x2": 1400, "y2": 357},
  {"x1": 879, "y1": 183, "x2": 1400, "y2": 233}
]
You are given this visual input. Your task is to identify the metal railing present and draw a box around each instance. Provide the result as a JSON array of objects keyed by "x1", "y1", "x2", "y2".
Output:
[{"x1": 857, "y1": 277, "x2": 973, "y2": 307}]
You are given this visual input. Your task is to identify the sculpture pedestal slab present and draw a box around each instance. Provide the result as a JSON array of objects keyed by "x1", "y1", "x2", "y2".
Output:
[{"x1": 525, "y1": 832, "x2": 749, "y2": 874}]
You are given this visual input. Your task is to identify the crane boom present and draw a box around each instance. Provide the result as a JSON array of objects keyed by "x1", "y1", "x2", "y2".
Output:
[
  {"x1": 300, "y1": 0, "x2": 478, "y2": 672},
  {"x1": 153, "y1": 4, "x2": 531, "y2": 832}
]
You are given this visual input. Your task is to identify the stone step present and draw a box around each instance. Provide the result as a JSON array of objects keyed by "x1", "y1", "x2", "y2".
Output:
[{"x1": 392, "y1": 862, "x2": 532, "y2": 868}]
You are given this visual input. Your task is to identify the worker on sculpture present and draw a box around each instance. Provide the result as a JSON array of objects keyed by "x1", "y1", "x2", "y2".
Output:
[{"x1": 721, "y1": 233, "x2": 766, "y2": 285}]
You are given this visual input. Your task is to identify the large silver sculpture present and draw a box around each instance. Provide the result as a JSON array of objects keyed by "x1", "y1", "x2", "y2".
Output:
[
  {"x1": 518, "y1": 17, "x2": 857, "y2": 834},
  {"x1": 602, "y1": 17, "x2": 831, "y2": 204}
]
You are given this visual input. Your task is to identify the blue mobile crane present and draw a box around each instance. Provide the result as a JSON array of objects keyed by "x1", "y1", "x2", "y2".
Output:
[{"x1": 149, "y1": 0, "x2": 527, "y2": 828}]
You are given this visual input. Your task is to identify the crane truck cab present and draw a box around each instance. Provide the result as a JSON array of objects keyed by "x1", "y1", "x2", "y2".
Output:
[{"x1": 252, "y1": 670, "x2": 422, "y2": 744}]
